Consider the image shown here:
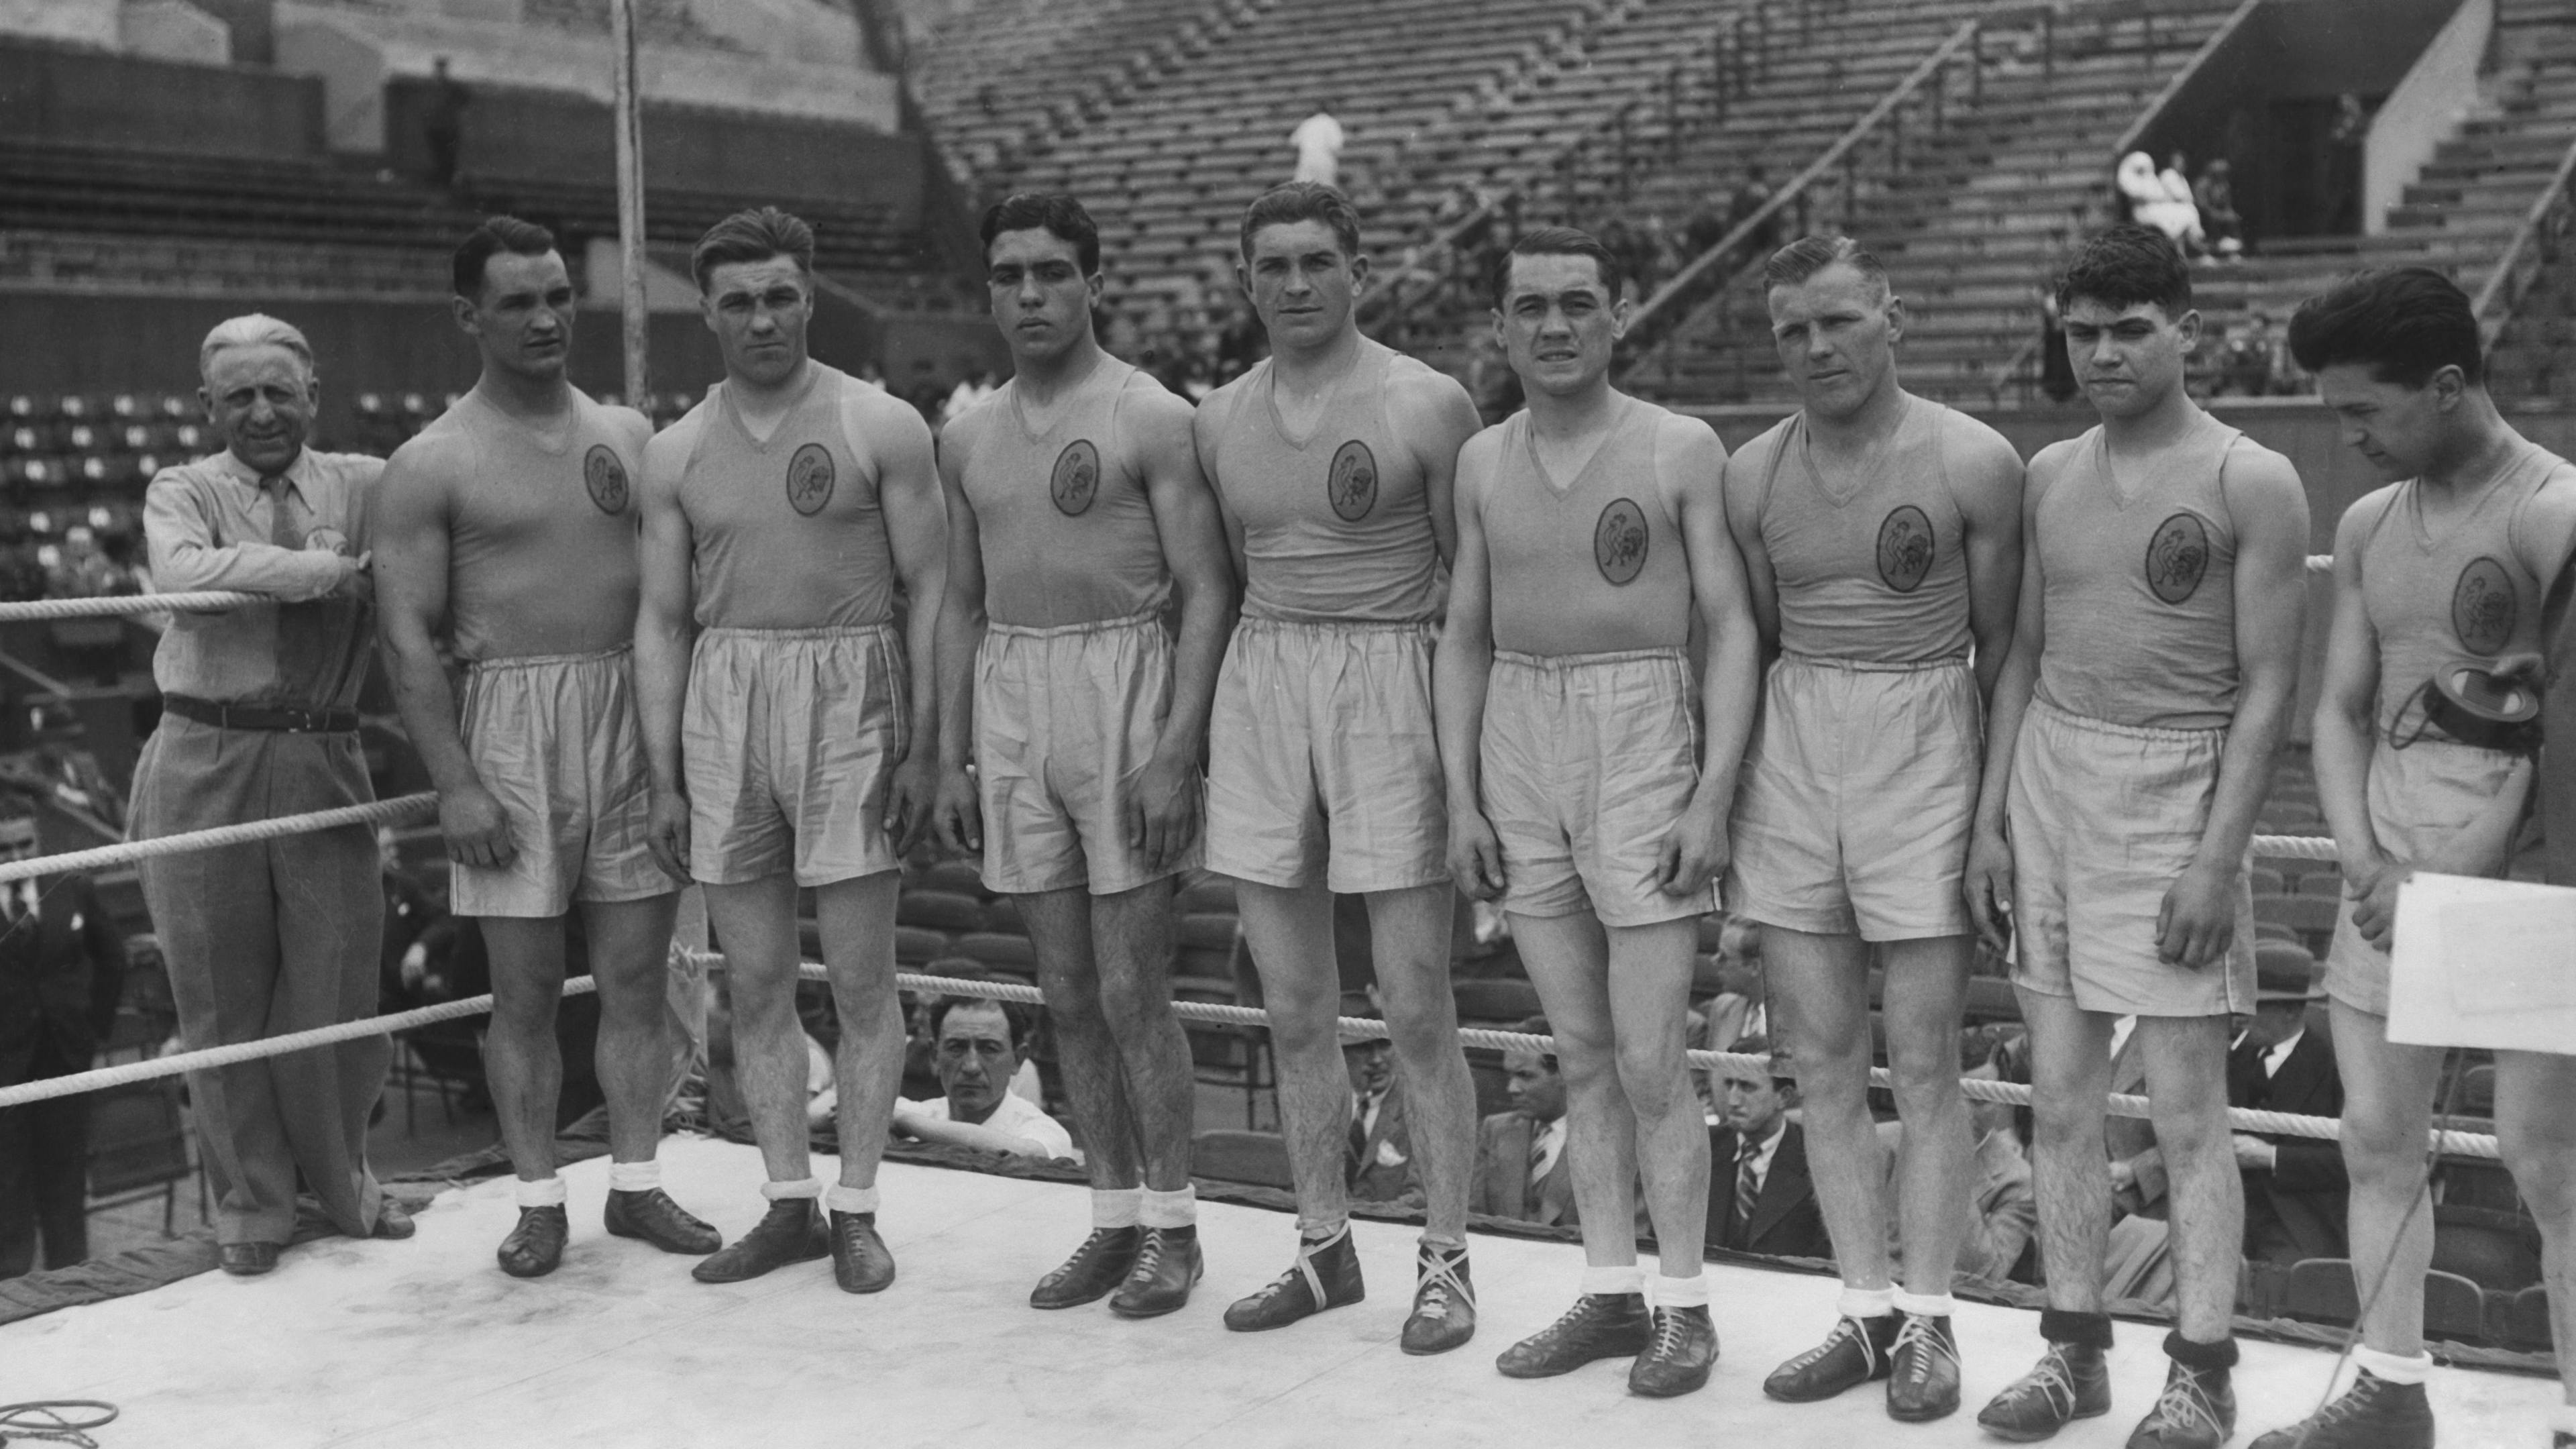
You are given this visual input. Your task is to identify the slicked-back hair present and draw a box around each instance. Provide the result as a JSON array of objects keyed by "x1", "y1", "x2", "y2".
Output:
[
  {"x1": 452, "y1": 215, "x2": 557, "y2": 299},
  {"x1": 199, "y1": 313, "x2": 314, "y2": 382},
  {"x1": 2287, "y1": 266, "x2": 2483, "y2": 388},
  {"x1": 1510, "y1": 1016, "x2": 1558, "y2": 1073},
  {"x1": 1725, "y1": 1032, "x2": 1798, "y2": 1089},
  {"x1": 1763, "y1": 234, "x2": 1888, "y2": 300},
  {"x1": 2055, "y1": 223, "x2": 2192, "y2": 318},
  {"x1": 1490, "y1": 225, "x2": 1623, "y2": 308},
  {"x1": 691, "y1": 206, "x2": 816, "y2": 292},
  {"x1": 928, "y1": 993, "x2": 1032, "y2": 1051},
  {"x1": 1238, "y1": 180, "x2": 1362, "y2": 262},
  {"x1": 981, "y1": 191, "x2": 1102, "y2": 276}
]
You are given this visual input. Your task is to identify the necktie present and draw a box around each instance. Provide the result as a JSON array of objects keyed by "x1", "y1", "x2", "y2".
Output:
[
  {"x1": 1733, "y1": 1136, "x2": 1762, "y2": 1236},
  {"x1": 262, "y1": 475, "x2": 301, "y2": 548}
]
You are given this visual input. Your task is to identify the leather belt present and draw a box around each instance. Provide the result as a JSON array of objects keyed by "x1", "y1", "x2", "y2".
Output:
[{"x1": 162, "y1": 695, "x2": 359, "y2": 735}]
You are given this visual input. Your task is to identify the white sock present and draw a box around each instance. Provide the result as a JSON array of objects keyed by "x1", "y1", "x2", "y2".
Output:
[
  {"x1": 514, "y1": 1175, "x2": 567, "y2": 1208},
  {"x1": 1138, "y1": 1185, "x2": 1196, "y2": 1230},
  {"x1": 1655, "y1": 1273, "x2": 1711, "y2": 1309},
  {"x1": 1580, "y1": 1263, "x2": 1644, "y2": 1297},
  {"x1": 761, "y1": 1176, "x2": 822, "y2": 1201},
  {"x1": 822, "y1": 1183, "x2": 879, "y2": 1214},
  {"x1": 1892, "y1": 1289, "x2": 1957, "y2": 1318},
  {"x1": 1092, "y1": 1187, "x2": 1143, "y2": 1230},
  {"x1": 1297, "y1": 1214, "x2": 1346, "y2": 1243},
  {"x1": 606, "y1": 1160, "x2": 661, "y2": 1193},
  {"x1": 2353, "y1": 1345, "x2": 2433, "y2": 1386},
  {"x1": 1839, "y1": 1284, "x2": 1898, "y2": 1320}
]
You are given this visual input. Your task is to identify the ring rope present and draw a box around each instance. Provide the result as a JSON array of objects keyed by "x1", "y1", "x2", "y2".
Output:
[
  {"x1": 0, "y1": 792, "x2": 437, "y2": 887},
  {"x1": 0, "y1": 955, "x2": 2501, "y2": 1159}
]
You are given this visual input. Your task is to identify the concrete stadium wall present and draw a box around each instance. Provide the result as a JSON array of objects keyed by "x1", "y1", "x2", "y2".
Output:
[
  {"x1": 380, "y1": 78, "x2": 930, "y2": 218},
  {"x1": 0, "y1": 37, "x2": 323, "y2": 159}
]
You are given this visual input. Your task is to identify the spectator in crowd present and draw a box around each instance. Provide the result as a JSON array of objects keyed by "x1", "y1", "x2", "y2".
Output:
[
  {"x1": 0, "y1": 798, "x2": 128, "y2": 1278},
  {"x1": 2214, "y1": 309, "x2": 2287, "y2": 397},
  {"x1": 2117, "y1": 151, "x2": 2202, "y2": 254},
  {"x1": 423, "y1": 58, "x2": 471, "y2": 193},
  {"x1": 2325, "y1": 93, "x2": 2369, "y2": 234},
  {"x1": 890, "y1": 996, "x2": 1074, "y2": 1159},
  {"x1": 1468, "y1": 1017, "x2": 1576, "y2": 1226},
  {"x1": 1876, "y1": 1042, "x2": 2039, "y2": 1285},
  {"x1": 2037, "y1": 284, "x2": 2079, "y2": 402},
  {"x1": 2229, "y1": 945, "x2": 2345, "y2": 1268},
  {"x1": 2194, "y1": 158, "x2": 2245, "y2": 260},
  {"x1": 1705, "y1": 1036, "x2": 1831, "y2": 1258},
  {"x1": 1985, "y1": 1028, "x2": 2174, "y2": 1307},
  {"x1": 132, "y1": 313, "x2": 408, "y2": 1277},
  {"x1": 1725, "y1": 164, "x2": 1780, "y2": 267},
  {"x1": 1290, "y1": 102, "x2": 1346, "y2": 187},
  {"x1": 1344, "y1": 1007, "x2": 1417, "y2": 1202}
]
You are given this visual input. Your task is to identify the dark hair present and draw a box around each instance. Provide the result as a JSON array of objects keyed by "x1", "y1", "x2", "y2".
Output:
[
  {"x1": 1489, "y1": 225, "x2": 1623, "y2": 307},
  {"x1": 981, "y1": 192, "x2": 1102, "y2": 276},
  {"x1": 452, "y1": 215, "x2": 556, "y2": 299},
  {"x1": 929, "y1": 993, "x2": 1030, "y2": 1049},
  {"x1": 1723, "y1": 1033, "x2": 1796, "y2": 1089},
  {"x1": 1510, "y1": 1015, "x2": 1558, "y2": 1073},
  {"x1": 2286, "y1": 266, "x2": 2483, "y2": 387},
  {"x1": 1238, "y1": 180, "x2": 1362, "y2": 262},
  {"x1": 2055, "y1": 223, "x2": 2192, "y2": 317},
  {"x1": 690, "y1": 206, "x2": 816, "y2": 292},
  {"x1": 1762, "y1": 234, "x2": 1888, "y2": 299}
]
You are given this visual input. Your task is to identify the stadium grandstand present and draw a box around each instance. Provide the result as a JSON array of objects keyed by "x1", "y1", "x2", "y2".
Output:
[{"x1": 0, "y1": 0, "x2": 2572, "y2": 1441}]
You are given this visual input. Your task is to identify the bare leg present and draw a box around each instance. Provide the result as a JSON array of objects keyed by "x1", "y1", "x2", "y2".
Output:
[
  {"x1": 577, "y1": 892, "x2": 682, "y2": 1165},
  {"x1": 2330, "y1": 1000, "x2": 2445, "y2": 1358},
  {"x1": 479, "y1": 916, "x2": 569, "y2": 1182},
  {"x1": 1089, "y1": 880, "x2": 1194, "y2": 1191},
  {"x1": 1510, "y1": 910, "x2": 1642, "y2": 1267},
  {"x1": 1021, "y1": 885, "x2": 1142, "y2": 1191},
  {"x1": 2133, "y1": 1015, "x2": 2242, "y2": 1343},
  {"x1": 1882, "y1": 935, "x2": 1974, "y2": 1296},
  {"x1": 1231, "y1": 879, "x2": 1351, "y2": 1232},
  {"x1": 702, "y1": 875, "x2": 812, "y2": 1184},
  {"x1": 816, "y1": 872, "x2": 903, "y2": 1191},
  {"x1": 2018, "y1": 987, "x2": 2116, "y2": 1312},
  {"x1": 1766, "y1": 925, "x2": 1893, "y2": 1289},
  {"x1": 2496, "y1": 1048, "x2": 2576, "y2": 1397},
  {"x1": 1364, "y1": 883, "x2": 1476, "y2": 1242},
  {"x1": 1603, "y1": 918, "x2": 1709, "y2": 1281}
]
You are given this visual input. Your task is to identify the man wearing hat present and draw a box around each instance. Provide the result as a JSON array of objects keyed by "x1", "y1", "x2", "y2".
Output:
[{"x1": 2227, "y1": 945, "x2": 2345, "y2": 1268}]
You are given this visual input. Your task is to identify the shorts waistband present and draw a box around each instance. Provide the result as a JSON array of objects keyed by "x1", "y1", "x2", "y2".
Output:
[
  {"x1": 1494, "y1": 646, "x2": 1688, "y2": 670},
  {"x1": 697, "y1": 623, "x2": 897, "y2": 643},
  {"x1": 2029, "y1": 693, "x2": 2227, "y2": 744},
  {"x1": 464, "y1": 644, "x2": 632, "y2": 673},
  {"x1": 1237, "y1": 613, "x2": 1434, "y2": 636},
  {"x1": 1777, "y1": 651, "x2": 1969, "y2": 675},
  {"x1": 985, "y1": 608, "x2": 1163, "y2": 641}
]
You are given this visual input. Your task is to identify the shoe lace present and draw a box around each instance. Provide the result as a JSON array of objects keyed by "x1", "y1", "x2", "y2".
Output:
[
  {"x1": 2148, "y1": 1368, "x2": 2222, "y2": 1432},
  {"x1": 1780, "y1": 1317, "x2": 1870, "y2": 1376},
  {"x1": 2302, "y1": 1373, "x2": 2385, "y2": 1430},
  {"x1": 1648, "y1": 1309, "x2": 1690, "y2": 1361},
  {"x1": 1413, "y1": 1250, "x2": 1472, "y2": 1321},
  {"x1": 1249, "y1": 1232, "x2": 1338, "y2": 1304},
  {"x1": 2006, "y1": 1347, "x2": 2079, "y2": 1417},
  {"x1": 1128, "y1": 1231, "x2": 1166, "y2": 1279},
  {"x1": 1893, "y1": 1316, "x2": 1955, "y2": 1386}
]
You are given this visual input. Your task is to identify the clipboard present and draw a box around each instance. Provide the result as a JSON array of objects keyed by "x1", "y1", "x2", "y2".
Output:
[{"x1": 2387, "y1": 873, "x2": 2576, "y2": 1054}]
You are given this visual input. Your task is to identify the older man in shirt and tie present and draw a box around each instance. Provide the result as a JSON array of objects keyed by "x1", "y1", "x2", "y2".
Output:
[{"x1": 130, "y1": 314, "x2": 410, "y2": 1277}]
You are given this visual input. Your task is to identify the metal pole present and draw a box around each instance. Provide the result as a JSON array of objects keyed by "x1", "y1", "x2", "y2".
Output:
[{"x1": 610, "y1": 0, "x2": 650, "y2": 408}]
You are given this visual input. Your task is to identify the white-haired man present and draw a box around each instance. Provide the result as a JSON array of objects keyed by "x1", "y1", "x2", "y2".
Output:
[{"x1": 131, "y1": 314, "x2": 411, "y2": 1277}]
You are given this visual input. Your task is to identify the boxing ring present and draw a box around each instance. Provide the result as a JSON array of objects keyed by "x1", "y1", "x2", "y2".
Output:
[{"x1": 0, "y1": 570, "x2": 2563, "y2": 1448}]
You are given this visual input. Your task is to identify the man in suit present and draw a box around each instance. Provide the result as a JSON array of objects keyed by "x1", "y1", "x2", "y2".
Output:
[
  {"x1": 1469, "y1": 1016, "x2": 1576, "y2": 1226},
  {"x1": 2231, "y1": 946, "x2": 2345, "y2": 1265},
  {"x1": 0, "y1": 802, "x2": 131, "y2": 1277},
  {"x1": 1343, "y1": 1008, "x2": 1417, "y2": 1203},
  {"x1": 1707, "y1": 1036, "x2": 1832, "y2": 1259}
]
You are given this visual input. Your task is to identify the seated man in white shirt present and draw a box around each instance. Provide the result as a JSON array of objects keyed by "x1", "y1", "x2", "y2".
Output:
[{"x1": 892, "y1": 996, "x2": 1076, "y2": 1161}]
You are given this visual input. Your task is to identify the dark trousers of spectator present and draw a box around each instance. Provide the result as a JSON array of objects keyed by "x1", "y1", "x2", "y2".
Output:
[
  {"x1": 0, "y1": 1040, "x2": 91, "y2": 1277},
  {"x1": 426, "y1": 128, "x2": 460, "y2": 189},
  {"x1": 131, "y1": 719, "x2": 387, "y2": 1247}
]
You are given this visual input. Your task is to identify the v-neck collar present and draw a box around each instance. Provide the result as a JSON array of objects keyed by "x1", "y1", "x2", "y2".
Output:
[
  {"x1": 1523, "y1": 398, "x2": 1627, "y2": 496},
  {"x1": 722, "y1": 365, "x2": 820, "y2": 454},
  {"x1": 1264, "y1": 349, "x2": 1359, "y2": 452},
  {"x1": 1798, "y1": 394, "x2": 1906, "y2": 508}
]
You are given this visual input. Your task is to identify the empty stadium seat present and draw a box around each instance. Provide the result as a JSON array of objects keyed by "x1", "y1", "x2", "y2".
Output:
[{"x1": 1191, "y1": 1128, "x2": 1294, "y2": 1190}]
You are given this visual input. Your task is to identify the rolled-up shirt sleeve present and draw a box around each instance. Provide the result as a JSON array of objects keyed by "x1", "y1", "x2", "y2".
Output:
[{"x1": 145, "y1": 470, "x2": 343, "y2": 600}]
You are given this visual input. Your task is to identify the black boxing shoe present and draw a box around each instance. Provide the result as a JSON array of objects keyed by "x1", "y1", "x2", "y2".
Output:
[
  {"x1": 1977, "y1": 1341, "x2": 2112, "y2": 1442},
  {"x1": 496, "y1": 1205, "x2": 568, "y2": 1279},
  {"x1": 2247, "y1": 1371, "x2": 2432, "y2": 1449},
  {"x1": 1628, "y1": 1305, "x2": 1719, "y2": 1398},
  {"x1": 691, "y1": 1198, "x2": 828, "y2": 1285},
  {"x1": 1030, "y1": 1226, "x2": 1142, "y2": 1309},
  {"x1": 368, "y1": 1201, "x2": 416, "y2": 1240},
  {"x1": 1108, "y1": 1226, "x2": 1201, "y2": 1319},
  {"x1": 219, "y1": 1241, "x2": 281, "y2": 1277},
  {"x1": 1222, "y1": 1224, "x2": 1363, "y2": 1332},
  {"x1": 1494, "y1": 1293, "x2": 1652, "y2": 1379},
  {"x1": 1399, "y1": 1244, "x2": 1476, "y2": 1356},
  {"x1": 1886, "y1": 1311, "x2": 1962, "y2": 1422},
  {"x1": 2128, "y1": 1360, "x2": 2234, "y2": 1449},
  {"x1": 603, "y1": 1188, "x2": 721, "y2": 1255},
  {"x1": 828, "y1": 1210, "x2": 896, "y2": 1294},
  {"x1": 1764, "y1": 1314, "x2": 1897, "y2": 1403}
]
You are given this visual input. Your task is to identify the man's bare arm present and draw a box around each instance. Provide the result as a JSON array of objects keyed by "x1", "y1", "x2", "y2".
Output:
[
  {"x1": 372, "y1": 435, "x2": 514, "y2": 869},
  {"x1": 632, "y1": 419, "x2": 701, "y2": 879},
  {"x1": 1668, "y1": 415, "x2": 1757, "y2": 896},
  {"x1": 1952, "y1": 418, "x2": 2027, "y2": 704},
  {"x1": 1964, "y1": 445, "x2": 2057, "y2": 954},
  {"x1": 1193, "y1": 397, "x2": 1251, "y2": 589},
  {"x1": 1720, "y1": 432, "x2": 1782, "y2": 665},
  {"x1": 1435, "y1": 431, "x2": 1504, "y2": 900},
  {"x1": 1393, "y1": 364, "x2": 1483, "y2": 570},
  {"x1": 1132, "y1": 388, "x2": 1238, "y2": 869},
  {"x1": 928, "y1": 419, "x2": 990, "y2": 855},
  {"x1": 861, "y1": 390, "x2": 950, "y2": 853}
]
